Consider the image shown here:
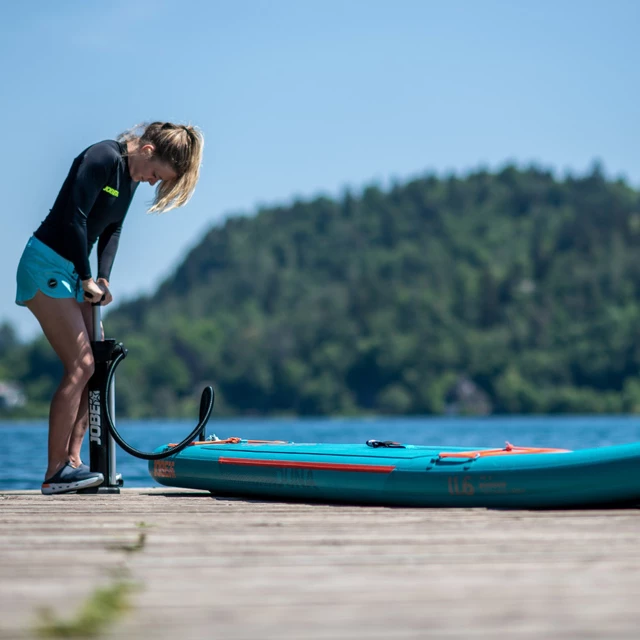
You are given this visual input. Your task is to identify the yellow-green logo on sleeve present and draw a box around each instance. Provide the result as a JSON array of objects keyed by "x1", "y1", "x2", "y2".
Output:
[{"x1": 103, "y1": 186, "x2": 119, "y2": 197}]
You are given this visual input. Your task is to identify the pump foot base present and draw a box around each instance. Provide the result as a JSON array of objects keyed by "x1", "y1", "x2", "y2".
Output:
[{"x1": 77, "y1": 485, "x2": 121, "y2": 494}]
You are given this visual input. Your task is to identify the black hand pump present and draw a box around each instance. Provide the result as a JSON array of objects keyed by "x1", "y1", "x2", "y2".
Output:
[{"x1": 79, "y1": 304, "x2": 214, "y2": 494}]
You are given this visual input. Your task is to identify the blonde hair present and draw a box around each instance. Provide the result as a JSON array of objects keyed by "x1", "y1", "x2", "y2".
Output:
[{"x1": 118, "y1": 122, "x2": 204, "y2": 213}]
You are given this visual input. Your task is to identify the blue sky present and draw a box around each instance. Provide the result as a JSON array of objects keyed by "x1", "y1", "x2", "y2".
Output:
[{"x1": 1, "y1": 0, "x2": 638, "y2": 340}]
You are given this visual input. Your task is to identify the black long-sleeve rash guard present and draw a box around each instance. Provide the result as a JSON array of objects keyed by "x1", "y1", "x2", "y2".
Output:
[{"x1": 34, "y1": 140, "x2": 138, "y2": 282}]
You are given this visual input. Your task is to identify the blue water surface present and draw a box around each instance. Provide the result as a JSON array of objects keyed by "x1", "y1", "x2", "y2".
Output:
[{"x1": 2, "y1": 415, "x2": 640, "y2": 490}]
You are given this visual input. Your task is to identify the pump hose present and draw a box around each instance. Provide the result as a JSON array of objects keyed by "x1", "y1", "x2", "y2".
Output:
[{"x1": 101, "y1": 346, "x2": 214, "y2": 460}]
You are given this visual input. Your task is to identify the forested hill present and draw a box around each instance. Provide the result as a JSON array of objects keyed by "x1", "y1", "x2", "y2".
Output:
[{"x1": 3, "y1": 164, "x2": 640, "y2": 417}]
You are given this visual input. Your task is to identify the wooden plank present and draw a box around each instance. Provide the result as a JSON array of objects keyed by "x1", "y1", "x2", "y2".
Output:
[{"x1": 0, "y1": 489, "x2": 638, "y2": 639}]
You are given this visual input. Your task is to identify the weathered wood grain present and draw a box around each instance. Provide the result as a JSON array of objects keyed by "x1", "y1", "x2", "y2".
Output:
[{"x1": 0, "y1": 489, "x2": 638, "y2": 639}]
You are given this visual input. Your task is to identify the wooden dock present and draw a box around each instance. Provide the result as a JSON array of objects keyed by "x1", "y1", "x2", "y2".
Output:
[{"x1": 0, "y1": 488, "x2": 638, "y2": 639}]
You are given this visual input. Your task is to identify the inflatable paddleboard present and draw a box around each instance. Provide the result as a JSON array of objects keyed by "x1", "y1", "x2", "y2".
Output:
[{"x1": 149, "y1": 438, "x2": 640, "y2": 508}]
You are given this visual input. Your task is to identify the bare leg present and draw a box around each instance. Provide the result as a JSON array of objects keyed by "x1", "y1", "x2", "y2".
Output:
[
  {"x1": 25, "y1": 292, "x2": 95, "y2": 480},
  {"x1": 68, "y1": 386, "x2": 89, "y2": 468},
  {"x1": 68, "y1": 302, "x2": 100, "y2": 467}
]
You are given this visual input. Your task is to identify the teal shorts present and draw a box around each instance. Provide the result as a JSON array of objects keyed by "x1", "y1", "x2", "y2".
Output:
[{"x1": 16, "y1": 236, "x2": 85, "y2": 306}]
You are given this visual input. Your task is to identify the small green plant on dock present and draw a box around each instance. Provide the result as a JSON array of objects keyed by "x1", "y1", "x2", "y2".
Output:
[
  {"x1": 34, "y1": 572, "x2": 137, "y2": 639},
  {"x1": 106, "y1": 522, "x2": 151, "y2": 555},
  {"x1": 33, "y1": 523, "x2": 150, "y2": 638}
]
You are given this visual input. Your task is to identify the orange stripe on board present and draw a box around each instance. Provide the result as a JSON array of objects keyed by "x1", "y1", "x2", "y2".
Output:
[
  {"x1": 218, "y1": 458, "x2": 395, "y2": 474},
  {"x1": 438, "y1": 446, "x2": 570, "y2": 459},
  {"x1": 168, "y1": 439, "x2": 290, "y2": 446}
]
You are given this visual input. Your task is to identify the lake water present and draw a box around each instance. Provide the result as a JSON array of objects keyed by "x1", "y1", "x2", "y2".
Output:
[{"x1": 2, "y1": 415, "x2": 640, "y2": 491}]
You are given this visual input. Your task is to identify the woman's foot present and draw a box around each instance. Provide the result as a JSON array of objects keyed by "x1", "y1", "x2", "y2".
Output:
[{"x1": 41, "y1": 462, "x2": 104, "y2": 495}]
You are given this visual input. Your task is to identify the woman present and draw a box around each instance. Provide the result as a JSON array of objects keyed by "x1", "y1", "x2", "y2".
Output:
[{"x1": 16, "y1": 122, "x2": 204, "y2": 494}]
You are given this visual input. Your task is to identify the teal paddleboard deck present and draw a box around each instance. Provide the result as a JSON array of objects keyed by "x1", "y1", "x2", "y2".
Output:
[{"x1": 149, "y1": 439, "x2": 640, "y2": 508}]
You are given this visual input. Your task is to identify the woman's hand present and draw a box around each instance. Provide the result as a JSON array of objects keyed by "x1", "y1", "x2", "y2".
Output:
[
  {"x1": 81, "y1": 278, "x2": 106, "y2": 305},
  {"x1": 96, "y1": 278, "x2": 113, "y2": 305}
]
